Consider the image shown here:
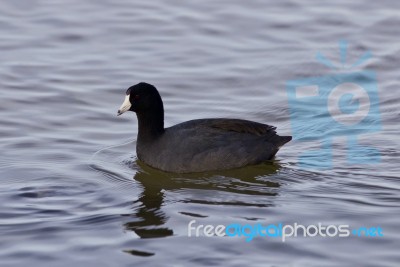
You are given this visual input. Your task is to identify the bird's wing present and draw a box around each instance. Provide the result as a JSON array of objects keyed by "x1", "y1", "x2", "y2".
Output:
[{"x1": 205, "y1": 118, "x2": 277, "y2": 136}]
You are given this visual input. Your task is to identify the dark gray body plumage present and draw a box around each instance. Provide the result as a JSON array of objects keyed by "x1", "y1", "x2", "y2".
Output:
[{"x1": 136, "y1": 118, "x2": 291, "y2": 173}]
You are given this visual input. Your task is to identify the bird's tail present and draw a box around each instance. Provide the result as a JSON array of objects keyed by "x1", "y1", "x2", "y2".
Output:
[{"x1": 275, "y1": 135, "x2": 292, "y2": 149}]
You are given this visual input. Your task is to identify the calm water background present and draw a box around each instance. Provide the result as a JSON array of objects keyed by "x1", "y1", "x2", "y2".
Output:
[{"x1": 1, "y1": 0, "x2": 399, "y2": 266}]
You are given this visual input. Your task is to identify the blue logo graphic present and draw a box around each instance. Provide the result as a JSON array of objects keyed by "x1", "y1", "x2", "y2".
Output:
[{"x1": 287, "y1": 41, "x2": 381, "y2": 169}]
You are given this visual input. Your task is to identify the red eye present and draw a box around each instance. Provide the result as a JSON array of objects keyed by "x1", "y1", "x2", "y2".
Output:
[{"x1": 134, "y1": 95, "x2": 140, "y2": 100}]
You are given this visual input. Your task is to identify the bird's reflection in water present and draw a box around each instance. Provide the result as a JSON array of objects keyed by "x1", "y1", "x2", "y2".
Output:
[
  {"x1": 124, "y1": 159, "x2": 282, "y2": 240},
  {"x1": 124, "y1": 170, "x2": 173, "y2": 239}
]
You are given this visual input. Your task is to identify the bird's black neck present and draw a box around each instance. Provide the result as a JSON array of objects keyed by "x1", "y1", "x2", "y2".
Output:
[{"x1": 136, "y1": 109, "x2": 164, "y2": 142}]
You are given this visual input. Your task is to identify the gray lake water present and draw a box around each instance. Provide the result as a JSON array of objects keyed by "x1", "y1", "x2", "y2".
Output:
[{"x1": 1, "y1": 1, "x2": 399, "y2": 266}]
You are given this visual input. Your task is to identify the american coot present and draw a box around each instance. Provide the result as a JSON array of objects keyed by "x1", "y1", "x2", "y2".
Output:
[{"x1": 118, "y1": 82, "x2": 291, "y2": 173}]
